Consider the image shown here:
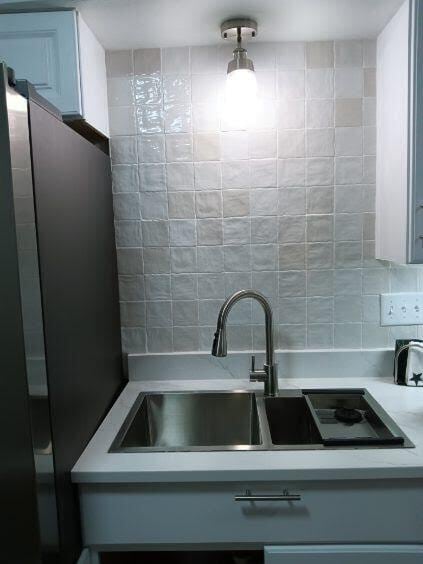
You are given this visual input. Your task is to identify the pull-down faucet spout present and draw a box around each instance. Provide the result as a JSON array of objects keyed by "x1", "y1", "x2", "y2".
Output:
[{"x1": 212, "y1": 290, "x2": 279, "y2": 397}]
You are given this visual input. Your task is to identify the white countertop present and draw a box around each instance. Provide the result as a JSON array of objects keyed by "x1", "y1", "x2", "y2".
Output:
[{"x1": 72, "y1": 375, "x2": 423, "y2": 484}]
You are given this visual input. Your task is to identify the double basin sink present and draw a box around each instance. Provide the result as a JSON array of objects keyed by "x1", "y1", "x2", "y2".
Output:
[{"x1": 110, "y1": 390, "x2": 412, "y2": 452}]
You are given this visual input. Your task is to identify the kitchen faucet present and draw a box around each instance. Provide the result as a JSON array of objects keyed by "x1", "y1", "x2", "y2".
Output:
[{"x1": 211, "y1": 290, "x2": 279, "y2": 397}]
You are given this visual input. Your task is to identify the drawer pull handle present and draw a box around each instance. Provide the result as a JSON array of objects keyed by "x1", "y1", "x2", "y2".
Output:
[{"x1": 234, "y1": 489, "x2": 301, "y2": 502}]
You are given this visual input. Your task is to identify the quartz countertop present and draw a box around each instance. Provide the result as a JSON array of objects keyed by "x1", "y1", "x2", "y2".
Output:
[{"x1": 72, "y1": 376, "x2": 423, "y2": 484}]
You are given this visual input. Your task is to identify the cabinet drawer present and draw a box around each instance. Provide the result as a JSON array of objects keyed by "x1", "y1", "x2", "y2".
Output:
[
  {"x1": 79, "y1": 480, "x2": 423, "y2": 548},
  {"x1": 265, "y1": 545, "x2": 423, "y2": 564}
]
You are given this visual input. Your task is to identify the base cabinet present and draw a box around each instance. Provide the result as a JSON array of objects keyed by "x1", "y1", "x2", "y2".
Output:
[
  {"x1": 265, "y1": 545, "x2": 423, "y2": 564},
  {"x1": 78, "y1": 480, "x2": 423, "y2": 550}
]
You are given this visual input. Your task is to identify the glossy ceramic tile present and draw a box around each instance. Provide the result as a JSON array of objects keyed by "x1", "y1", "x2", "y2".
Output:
[{"x1": 105, "y1": 41, "x2": 423, "y2": 354}]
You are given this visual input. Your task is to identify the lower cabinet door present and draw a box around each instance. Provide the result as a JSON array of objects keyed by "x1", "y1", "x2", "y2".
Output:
[{"x1": 265, "y1": 545, "x2": 423, "y2": 564}]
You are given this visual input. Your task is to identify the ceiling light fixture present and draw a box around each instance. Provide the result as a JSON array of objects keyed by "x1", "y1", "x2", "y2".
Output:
[{"x1": 221, "y1": 18, "x2": 258, "y2": 122}]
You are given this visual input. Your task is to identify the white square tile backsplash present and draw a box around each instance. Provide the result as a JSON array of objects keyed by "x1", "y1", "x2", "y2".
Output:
[{"x1": 107, "y1": 40, "x2": 423, "y2": 354}]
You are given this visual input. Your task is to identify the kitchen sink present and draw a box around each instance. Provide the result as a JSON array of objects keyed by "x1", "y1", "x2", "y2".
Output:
[
  {"x1": 110, "y1": 389, "x2": 413, "y2": 453},
  {"x1": 110, "y1": 392, "x2": 261, "y2": 451}
]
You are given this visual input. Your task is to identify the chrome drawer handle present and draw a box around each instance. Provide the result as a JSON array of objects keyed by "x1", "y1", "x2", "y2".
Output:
[{"x1": 234, "y1": 489, "x2": 301, "y2": 502}]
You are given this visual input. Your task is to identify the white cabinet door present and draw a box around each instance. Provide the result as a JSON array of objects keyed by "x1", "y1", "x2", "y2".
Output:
[
  {"x1": 265, "y1": 545, "x2": 423, "y2": 564},
  {"x1": 376, "y1": 0, "x2": 423, "y2": 263},
  {"x1": 409, "y1": 0, "x2": 423, "y2": 261},
  {"x1": 0, "y1": 11, "x2": 81, "y2": 116}
]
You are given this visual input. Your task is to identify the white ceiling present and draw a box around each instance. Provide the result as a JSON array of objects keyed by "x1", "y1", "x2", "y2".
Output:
[{"x1": 0, "y1": 0, "x2": 406, "y2": 49}]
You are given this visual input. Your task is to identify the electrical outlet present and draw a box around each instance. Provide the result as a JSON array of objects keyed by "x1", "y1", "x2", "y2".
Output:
[{"x1": 380, "y1": 293, "x2": 423, "y2": 326}]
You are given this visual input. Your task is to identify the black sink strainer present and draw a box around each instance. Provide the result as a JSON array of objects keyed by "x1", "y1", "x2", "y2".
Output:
[{"x1": 334, "y1": 407, "x2": 363, "y2": 424}]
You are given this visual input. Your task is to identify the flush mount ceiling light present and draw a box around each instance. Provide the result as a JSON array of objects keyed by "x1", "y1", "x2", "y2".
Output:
[{"x1": 221, "y1": 18, "x2": 258, "y2": 120}]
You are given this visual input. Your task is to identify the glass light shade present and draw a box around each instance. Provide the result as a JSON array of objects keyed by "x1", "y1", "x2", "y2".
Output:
[
  {"x1": 226, "y1": 68, "x2": 257, "y2": 106},
  {"x1": 224, "y1": 68, "x2": 257, "y2": 127}
]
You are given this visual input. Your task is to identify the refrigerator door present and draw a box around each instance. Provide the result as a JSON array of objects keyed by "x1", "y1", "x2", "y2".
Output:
[
  {"x1": 9, "y1": 78, "x2": 60, "y2": 563},
  {"x1": 0, "y1": 64, "x2": 46, "y2": 563}
]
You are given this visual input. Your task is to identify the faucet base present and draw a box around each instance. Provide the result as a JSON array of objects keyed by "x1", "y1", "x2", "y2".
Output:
[{"x1": 264, "y1": 364, "x2": 279, "y2": 397}]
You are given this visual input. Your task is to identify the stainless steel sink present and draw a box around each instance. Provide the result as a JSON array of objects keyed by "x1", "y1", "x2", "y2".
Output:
[
  {"x1": 110, "y1": 392, "x2": 261, "y2": 452},
  {"x1": 110, "y1": 389, "x2": 413, "y2": 453}
]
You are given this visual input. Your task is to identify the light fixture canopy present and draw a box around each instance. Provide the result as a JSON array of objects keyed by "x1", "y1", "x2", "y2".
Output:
[{"x1": 220, "y1": 18, "x2": 258, "y2": 41}]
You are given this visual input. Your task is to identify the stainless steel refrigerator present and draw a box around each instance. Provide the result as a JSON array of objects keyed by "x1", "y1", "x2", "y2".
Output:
[{"x1": 0, "y1": 62, "x2": 124, "y2": 564}]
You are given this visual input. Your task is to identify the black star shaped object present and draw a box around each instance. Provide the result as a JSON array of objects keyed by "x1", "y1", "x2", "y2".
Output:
[{"x1": 410, "y1": 373, "x2": 422, "y2": 386}]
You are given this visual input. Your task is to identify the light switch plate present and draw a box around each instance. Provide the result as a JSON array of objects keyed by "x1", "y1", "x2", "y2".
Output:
[{"x1": 380, "y1": 292, "x2": 423, "y2": 326}]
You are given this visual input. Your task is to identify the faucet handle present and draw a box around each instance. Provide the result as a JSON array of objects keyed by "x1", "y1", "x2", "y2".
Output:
[{"x1": 250, "y1": 354, "x2": 267, "y2": 383}]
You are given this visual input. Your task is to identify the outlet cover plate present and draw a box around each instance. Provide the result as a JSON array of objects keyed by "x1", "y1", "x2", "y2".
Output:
[{"x1": 380, "y1": 292, "x2": 423, "y2": 326}]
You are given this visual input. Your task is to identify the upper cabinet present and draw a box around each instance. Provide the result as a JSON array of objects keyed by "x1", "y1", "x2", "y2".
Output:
[
  {"x1": 376, "y1": 0, "x2": 423, "y2": 263},
  {"x1": 0, "y1": 10, "x2": 109, "y2": 137}
]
